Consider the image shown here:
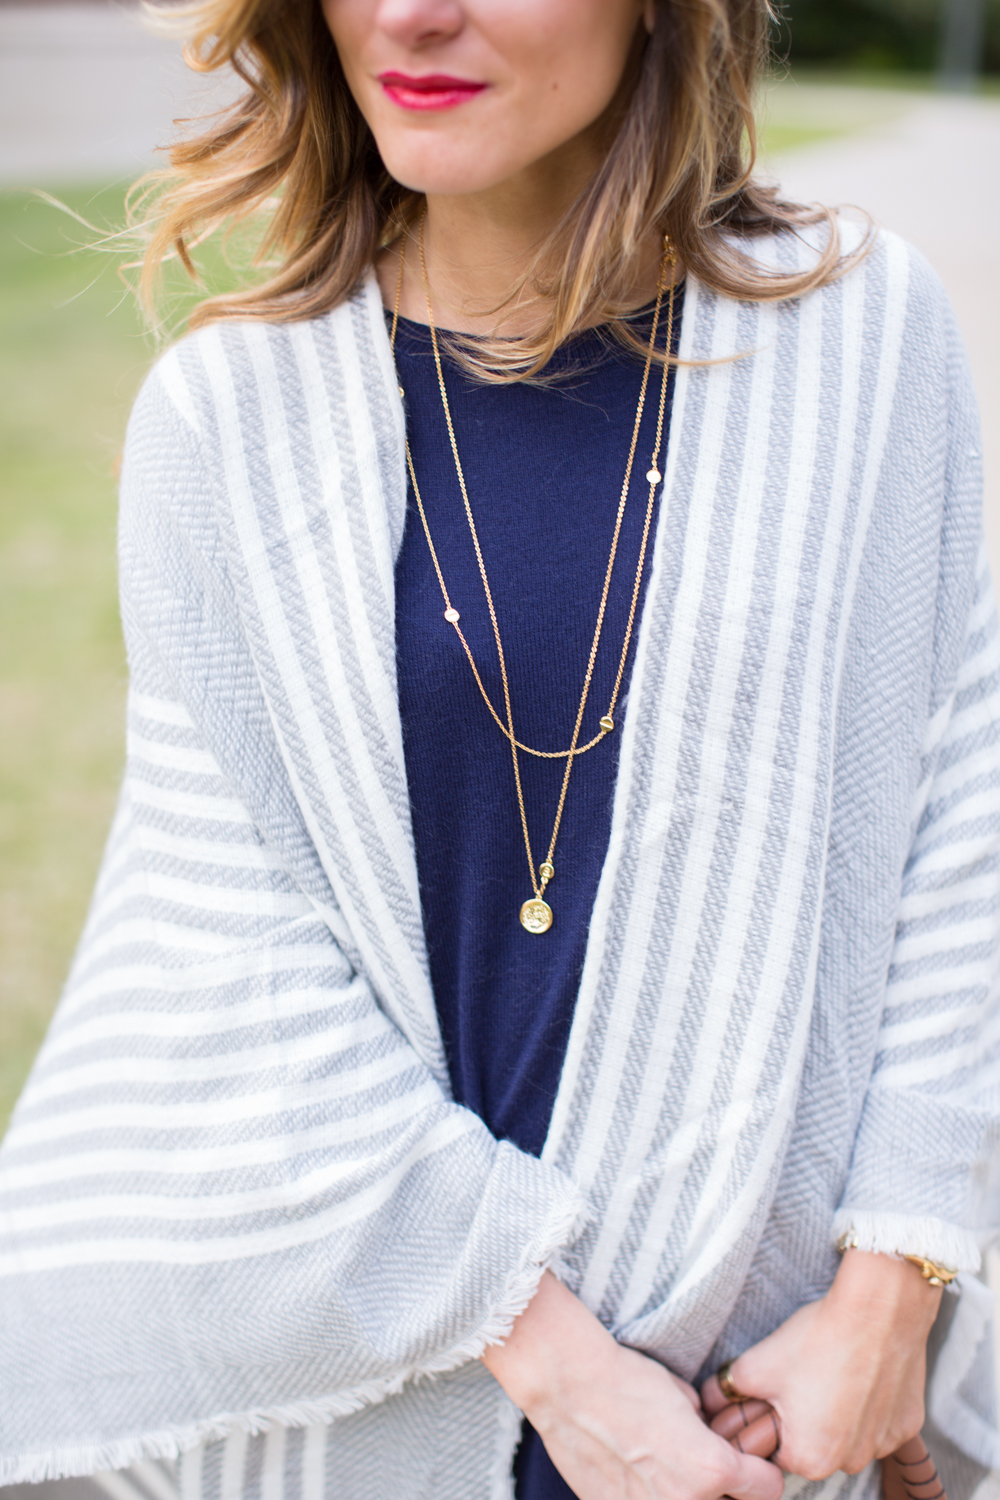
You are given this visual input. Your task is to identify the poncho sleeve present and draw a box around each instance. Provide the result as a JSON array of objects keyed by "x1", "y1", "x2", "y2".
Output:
[
  {"x1": 834, "y1": 278, "x2": 1000, "y2": 1276},
  {"x1": 0, "y1": 356, "x2": 584, "y2": 1485}
]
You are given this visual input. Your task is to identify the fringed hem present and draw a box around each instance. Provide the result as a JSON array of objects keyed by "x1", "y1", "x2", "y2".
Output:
[
  {"x1": 832, "y1": 1208, "x2": 982, "y2": 1273},
  {"x1": 422, "y1": 1182, "x2": 589, "y2": 1370},
  {"x1": 0, "y1": 1182, "x2": 588, "y2": 1486},
  {"x1": 0, "y1": 1382, "x2": 409, "y2": 1488}
]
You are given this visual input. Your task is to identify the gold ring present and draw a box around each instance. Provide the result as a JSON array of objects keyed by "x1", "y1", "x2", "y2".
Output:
[{"x1": 717, "y1": 1360, "x2": 749, "y2": 1403}]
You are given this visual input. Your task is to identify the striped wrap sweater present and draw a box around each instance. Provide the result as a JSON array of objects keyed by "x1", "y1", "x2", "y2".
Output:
[{"x1": 0, "y1": 223, "x2": 998, "y2": 1500}]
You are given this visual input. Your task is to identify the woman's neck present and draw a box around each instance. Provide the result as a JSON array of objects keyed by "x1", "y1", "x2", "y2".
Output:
[{"x1": 377, "y1": 133, "x2": 662, "y2": 336}]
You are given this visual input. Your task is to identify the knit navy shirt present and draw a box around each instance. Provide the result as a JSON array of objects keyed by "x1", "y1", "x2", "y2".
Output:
[{"x1": 390, "y1": 295, "x2": 681, "y2": 1499}]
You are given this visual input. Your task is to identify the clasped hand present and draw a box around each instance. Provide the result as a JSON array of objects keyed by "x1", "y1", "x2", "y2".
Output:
[
  {"x1": 482, "y1": 1251, "x2": 940, "y2": 1500},
  {"x1": 704, "y1": 1248, "x2": 941, "y2": 1482}
]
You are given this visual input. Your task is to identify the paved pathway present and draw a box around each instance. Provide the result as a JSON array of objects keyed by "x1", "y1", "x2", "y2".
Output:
[{"x1": 0, "y1": 2, "x2": 238, "y2": 183}]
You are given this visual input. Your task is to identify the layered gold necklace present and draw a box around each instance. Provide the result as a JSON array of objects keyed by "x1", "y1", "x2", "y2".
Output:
[{"x1": 390, "y1": 222, "x2": 677, "y2": 934}]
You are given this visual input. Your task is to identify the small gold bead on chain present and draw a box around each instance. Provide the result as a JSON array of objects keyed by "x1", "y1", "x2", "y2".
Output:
[{"x1": 394, "y1": 219, "x2": 677, "y2": 932}]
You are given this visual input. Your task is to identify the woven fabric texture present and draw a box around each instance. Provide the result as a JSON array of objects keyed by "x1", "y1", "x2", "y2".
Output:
[{"x1": 0, "y1": 225, "x2": 997, "y2": 1500}]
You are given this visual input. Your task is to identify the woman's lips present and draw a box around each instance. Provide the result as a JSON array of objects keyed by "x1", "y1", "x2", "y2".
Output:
[{"x1": 377, "y1": 72, "x2": 488, "y2": 112}]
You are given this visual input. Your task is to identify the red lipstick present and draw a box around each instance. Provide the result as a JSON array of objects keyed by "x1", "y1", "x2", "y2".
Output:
[{"x1": 377, "y1": 71, "x2": 488, "y2": 111}]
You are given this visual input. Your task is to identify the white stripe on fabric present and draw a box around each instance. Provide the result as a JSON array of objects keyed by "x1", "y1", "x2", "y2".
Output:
[
  {"x1": 6, "y1": 1048, "x2": 423, "y2": 1150},
  {"x1": 330, "y1": 289, "x2": 406, "y2": 661},
  {"x1": 19, "y1": 1014, "x2": 391, "y2": 1105},
  {"x1": 638, "y1": 240, "x2": 876, "y2": 1305},
  {"x1": 130, "y1": 692, "x2": 196, "y2": 730},
  {"x1": 179, "y1": 1445, "x2": 202, "y2": 1500},
  {"x1": 50, "y1": 937, "x2": 346, "y2": 1016},
  {"x1": 127, "y1": 779, "x2": 255, "y2": 826},
  {"x1": 874, "y1": 1001, "x2": 991, "y2": 1053},
  {"x1": 69, "y1": 918, "x2": 249, "y2": 963},
  {"x1": 132, "y1": 828, "x2": 283, "y2": 871},
  {"x1": 563, "y1": 284, "x2": 740, "y2": 1210},
  {"x1": 39, "y1": 990, "x2": 359, "y2": 1062},
  {"x1": 617, "y1": 250, "x2": 831, "y2": 1321},
  {"x1": 894, "y1": 876, "x2": 999, "y2": 923},
  {"x1": 259, "y1": 1425, "x2": 286, "y2": 1500},
  {"x1": 87, "y1": 872, "x2": 313, "y2": 921},
  {"x1": 589, "y1": 295, "x2": 783, "y2": 1307},
  {"x1": 158, "y1": 344, "x2": 203, "y2": 438},
  {"x1": 198, "y1": 326, "x2": 439, "y2": 1069},
  {"x1": 0, "y1": 1088, "x2": 441, "y2": 1193},
  {"x1": 536, "y1": 247, "x2": 690, "y2": 1138},
  {"x1": 242, "y1": 324, "x2": 419, "y2": 919},
  {"x1": 127, "y1": 733, "x2": 225, "y2": 777},
  {"x1": 37, "y1": 982, "x2": 358, "y2": 1058},
  {"x1": 219, "y1": 1427, "x2": 248, "y2": 1500},
  {"x1": 667, "y1": 236, "x2": 915, "y2": 1309},
  {"x1": 5, "y1": 1145, "x2": 456, "y2": 1234},
  {"x1": 290, "y1": 319, "x2": 406, "y2": 770},
  {"x1": 0, "y1": 1112, "x2": 470, "y2": 1274},
  {"x1": 301, "y1": 1424, "x2": 325, "y2": 1500}
]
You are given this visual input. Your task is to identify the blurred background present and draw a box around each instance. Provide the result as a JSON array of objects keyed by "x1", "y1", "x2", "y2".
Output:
[{"x1": 0, "y1": 0, "x2": 998, "y2": 1131}]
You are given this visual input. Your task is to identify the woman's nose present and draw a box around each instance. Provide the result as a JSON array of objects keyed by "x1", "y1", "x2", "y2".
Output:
[{"x1": 373, "y1": 0, "x2": 466, "y2": 51}]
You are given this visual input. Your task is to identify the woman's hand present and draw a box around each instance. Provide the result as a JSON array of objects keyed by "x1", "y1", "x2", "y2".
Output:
[
  {"x1": 702, "y1": 1250, "x2": 942, "y2": 1480},
  {"x1": 483, "y1": 1271, "x2": 785, "y2": 1500}
]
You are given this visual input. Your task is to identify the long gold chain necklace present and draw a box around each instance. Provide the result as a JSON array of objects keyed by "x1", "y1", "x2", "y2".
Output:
[{"x1": 390, "y1": 223, "x2": 677, "y2": 933}]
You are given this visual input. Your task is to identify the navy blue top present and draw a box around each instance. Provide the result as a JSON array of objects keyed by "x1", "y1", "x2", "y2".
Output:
[{"x1": 390, "y1": 295, "x2": 680, "y2": 1498}]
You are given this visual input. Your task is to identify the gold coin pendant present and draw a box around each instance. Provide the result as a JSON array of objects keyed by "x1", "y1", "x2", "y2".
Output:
[{"x1": 520, "y1": 898, "x2": 553, "y2": 935}]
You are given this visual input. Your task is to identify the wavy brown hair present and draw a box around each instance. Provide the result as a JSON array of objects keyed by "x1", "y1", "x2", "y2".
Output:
[{"x1": 134, "y1": 0, "x2": 859, "y2": 375}]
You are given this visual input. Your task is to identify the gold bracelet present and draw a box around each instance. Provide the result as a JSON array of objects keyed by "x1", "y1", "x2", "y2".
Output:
[
  {"x1": 902, "y1": 1254, "x2": 959, "y2": 1288},
  {"x1": 836, "y1": 1231, "x2": 958, "y2": 1287}
]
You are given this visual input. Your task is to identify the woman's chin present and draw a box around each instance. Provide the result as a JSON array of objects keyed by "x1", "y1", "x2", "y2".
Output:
[{"x1": 376, "y1": 143, "x2": 524, "y2": 200}]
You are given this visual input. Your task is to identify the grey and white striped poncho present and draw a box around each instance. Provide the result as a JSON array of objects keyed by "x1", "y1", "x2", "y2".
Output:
[{"x1": 1, "y1": 225, "x2": 998, "y2": 1500}]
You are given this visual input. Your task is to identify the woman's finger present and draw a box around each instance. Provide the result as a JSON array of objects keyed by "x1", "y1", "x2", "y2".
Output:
[
  {"x1": 722, "y1": 1448, "x2": 786, "y2": 1500},
  {"x1": 670, "y1": 1370, "x2": 705, "y2": 1414},
  {"x1": 730, "y1": 1411, "x2": 781, "y2": 1461},
  {"x1": 701, "y1": 1373, "x2": 731, "y2": 1417},
  {"x1": 883, "y1": 1438, "x2": 946, "y2": 1500},
  {"x1": 709, "y1": 1400, "x2": 772, "y2": 1440}
]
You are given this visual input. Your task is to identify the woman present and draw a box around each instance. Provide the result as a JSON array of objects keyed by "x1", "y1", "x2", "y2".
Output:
[{"x1": 0, "y1": 2, "x2": 996, "y2": 1498}]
